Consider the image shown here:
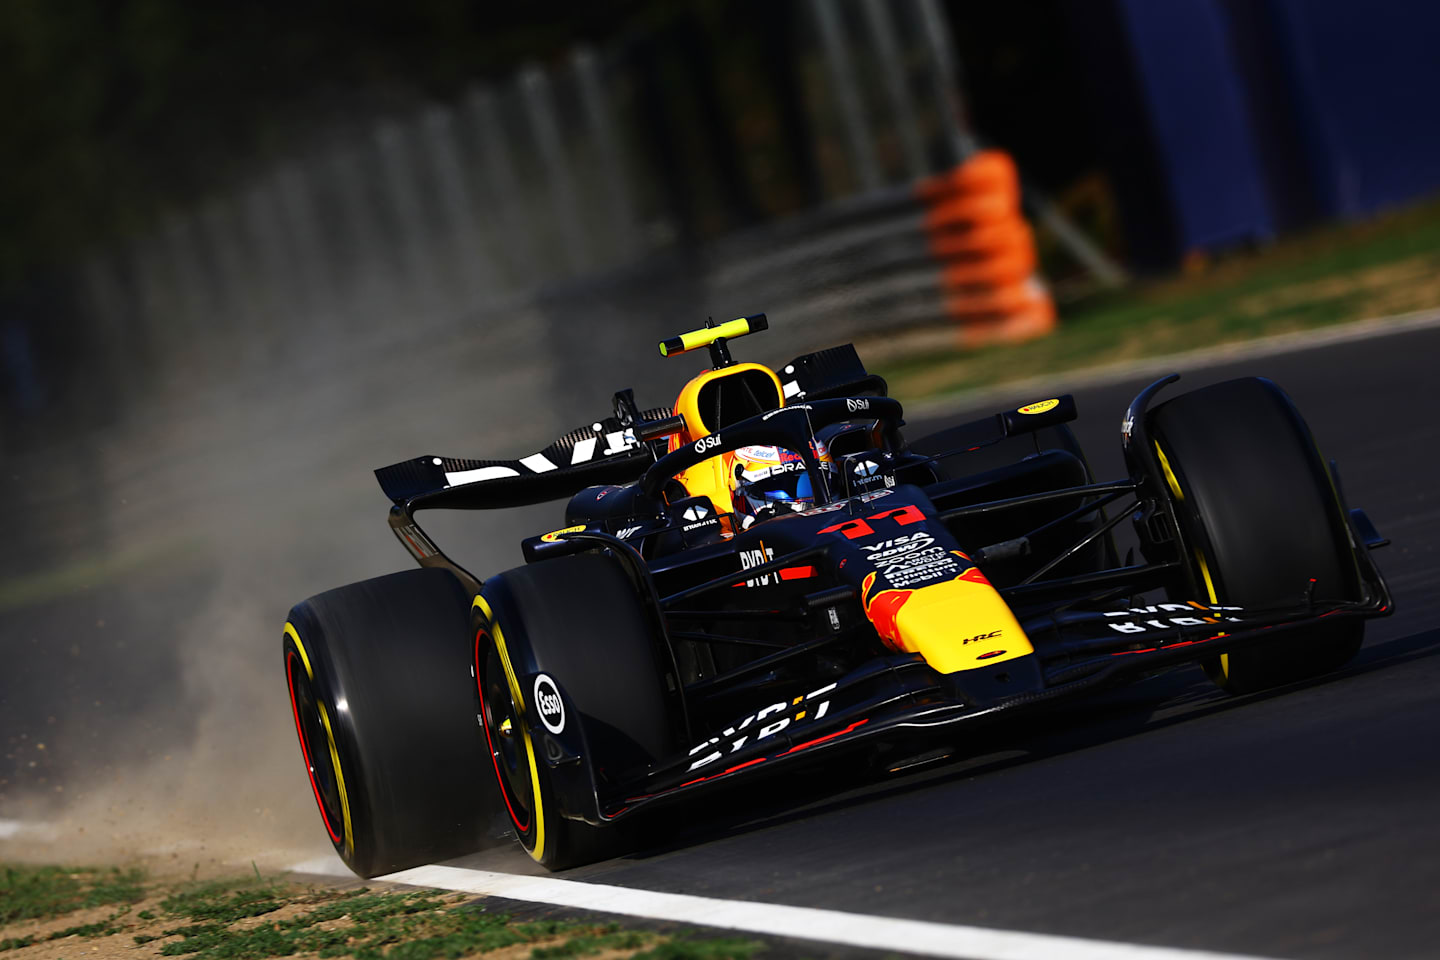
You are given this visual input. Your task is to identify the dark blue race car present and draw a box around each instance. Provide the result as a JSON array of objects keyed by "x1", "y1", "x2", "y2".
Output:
[{"x1": 281, "y1": 314, "x2": 1392, "y2": 876}]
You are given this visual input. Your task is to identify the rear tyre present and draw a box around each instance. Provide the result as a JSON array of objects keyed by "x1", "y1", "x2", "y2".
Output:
[
  {"x1": 475, "y1": 553, "x2": 679, "y2": 870},
  {"x1": 1150, "y1": 377, "x2": 1363, "y2": 695},
  {"x1": 283, "y1": 568, "x2": 492, "y2": 877}
]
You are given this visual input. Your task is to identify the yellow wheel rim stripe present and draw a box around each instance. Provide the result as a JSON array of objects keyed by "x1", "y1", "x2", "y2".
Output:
[
  {"x1": 1194, "y1": 550, "x2": 1219, "y2": 604},
  {"x1": 472, "y1": 595, "x2": 546, "y2": 862},
  {"x1": 1153, "y1": 444, "x2": 1230, "y2": 680},
  {"x1": 283, "y1": 621, "x2": 354, "y2": 856},
  {"x1": 472, "y1": 594, "x2": 494, "y2": 620},
  {"x1": 316, "y1": 701, "x2": 353, "y2": 855},
  {"x1": 1192, "y1": 549, "x2": 1229, "y2": 677},
  {"x1": 284, "y1": 622, "x2": 314, "y2": 679},
  {"x1": 1155, "y1": 442, "x2": 1185, "y2": 501}
]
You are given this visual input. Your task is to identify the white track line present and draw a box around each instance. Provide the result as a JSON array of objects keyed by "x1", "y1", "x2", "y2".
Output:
[
  {"x1": 906, "y1": 306, "x2": 1440, "y2": 420},
  {"x1": 5, "y1": 826, "x2": 1276, "y2": 958},
  {"x1": 288, "y1": 858, "x2": 1278, "y2": 960}
]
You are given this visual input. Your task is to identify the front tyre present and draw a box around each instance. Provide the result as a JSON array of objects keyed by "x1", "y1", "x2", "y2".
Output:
[
  {"x1": 283, "y1": 568, "x2": 494, "y2": 877},
  {"x1": 475, "y1": 553, "x2": 680, "y2": 870},
  {"x1": 1151, "y1": 377, "x2": 1364, "y2": 695}
]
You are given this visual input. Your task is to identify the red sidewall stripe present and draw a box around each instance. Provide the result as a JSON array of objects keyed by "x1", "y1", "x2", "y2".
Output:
[{"x1": 285, "y1": 650, "x2": 343, "y2": 845}]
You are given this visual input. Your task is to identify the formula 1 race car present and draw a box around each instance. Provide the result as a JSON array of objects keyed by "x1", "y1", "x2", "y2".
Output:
[{"x1": 282, "y1": 314, "x2": 1392, "y2": 876}]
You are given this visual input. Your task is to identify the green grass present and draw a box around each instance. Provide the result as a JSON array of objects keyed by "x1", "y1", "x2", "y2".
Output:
[
  {"x1": 876, "y1": 194, "x2": 1440, "y2": 403},
  {"x1": 530, "y1": 928, "x2": 650, "y2": 958},
  {"x1": 0, "y1": 864, "x2": 146, "y2": 924},
  {"x1": 0, "y1": 863, "x2": 763, "y2": 959},
  {"x1": 632, "y1": 937, "x2": 764, "y2": 960},
  {"x1": 151, "y1": 893, "x2": 600, "y2": 960},
  {"x1": 0, "y1": 918, "x2": 128, "y2": 952},
  {"x1": 158, "y1": 877, "x2": 292, "y2": 923}
]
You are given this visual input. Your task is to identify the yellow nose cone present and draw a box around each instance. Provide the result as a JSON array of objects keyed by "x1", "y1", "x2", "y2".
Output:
[{"x1": 887, "y1": 575, "x2": 1033, "y2": 673}]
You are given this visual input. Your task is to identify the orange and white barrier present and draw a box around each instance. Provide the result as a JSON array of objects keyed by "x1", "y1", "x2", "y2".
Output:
[{"x1": 915, "y1": 150, "x2": 1056, "y2": 348}]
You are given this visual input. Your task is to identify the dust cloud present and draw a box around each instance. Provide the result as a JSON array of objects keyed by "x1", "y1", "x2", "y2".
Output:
[
  {"x1": 0, "y1": 316, "x2": 575, "y2": 871},
  {"x1": 0, "y1": 264, "x2": 798, "y2": 872}
]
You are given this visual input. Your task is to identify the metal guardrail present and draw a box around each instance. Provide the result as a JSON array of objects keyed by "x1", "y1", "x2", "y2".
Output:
[
  {"x1": 47, "y1": 0, "x2": 1117, "y2": 427},
  {"x1": 704, "y1": 189, "x2": 946, "y2": 354}
]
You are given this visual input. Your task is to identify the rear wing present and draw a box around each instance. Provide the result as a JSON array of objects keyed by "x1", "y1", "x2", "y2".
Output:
[
  {"x1": 375, "y1": 341, "x2": 882, "y2": 512},
  {"x1": 376, "y1": 407, "x2": 670, "y2": 512}
]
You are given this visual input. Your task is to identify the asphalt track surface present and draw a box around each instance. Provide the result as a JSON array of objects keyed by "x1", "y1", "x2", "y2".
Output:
[{"x1": 439, "y1": 323, "x2": 1440, "y2": 959}]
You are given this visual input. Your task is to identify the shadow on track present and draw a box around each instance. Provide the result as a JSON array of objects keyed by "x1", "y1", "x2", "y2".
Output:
[{"x1": 613, "y1": 627, "x2": 1440, "y2": 866}]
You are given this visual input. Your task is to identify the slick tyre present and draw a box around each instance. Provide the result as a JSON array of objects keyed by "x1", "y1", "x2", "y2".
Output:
[
  {"x1": 282, "y1": 568, "x2": 492, "y2": 878},
  {"x1": 1150, "y1": 377, "x2": 1363, "y2": 695},
  {"x1": 474, "y1": 553, "x2": 679, "y2": 870}
]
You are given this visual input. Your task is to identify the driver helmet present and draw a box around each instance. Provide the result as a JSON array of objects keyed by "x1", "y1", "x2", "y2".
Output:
[{"x1": 731, "y1": 442, "x2": 830, "y2": 524}]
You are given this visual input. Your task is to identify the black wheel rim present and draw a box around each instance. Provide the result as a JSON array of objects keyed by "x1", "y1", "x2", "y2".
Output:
[
  {"x1": 476, "y1": 630, "x2": 534, "y2": 835},
  {"x1": 285, "y1": 649, "x2": 346, "y2": 846}
]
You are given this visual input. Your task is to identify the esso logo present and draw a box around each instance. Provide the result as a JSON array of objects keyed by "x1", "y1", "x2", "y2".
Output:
[
  {"x1": 533, "y1": 674, "x2": 565, "y2": 734},
  {"x1": 846, "y1": 397, "x2": 870, "y2": 413},
  {"x1": 694, "y1": 434, "x2": 723, "y2": 455}
]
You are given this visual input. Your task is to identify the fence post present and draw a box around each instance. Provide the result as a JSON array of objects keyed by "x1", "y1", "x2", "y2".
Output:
[
  {"x1": 275, "y1": 162, "x2": 336, "y2": 331},
  {"x1": 376, "y1": 118, "x2": 442, "y2": 312},
  {"x1": 421, "y1": 103, "x2": 500, "y2": 306},
  {"x1": 79, "y1": 254, "x2": 141, "y2": 398},
  {"x1": 520, "y1": 64, "x2": 588, "y2": 276},
  {"x1": 162, "y1": 213, "x2": 211, "y2": 336},
  {"x1": 240, "y1": 181, "x2": 293, "y2": 355},
  {"x1": 914, "y1": 0, "x2": 1125, "y2": 289},
  {"x1": 862, "y1": 0, "x2": 928, "y2": 181},
  {"x1": 914, "y1": 0, "x2": 979, "y2": 163},
  {"x1": 200, "y1": 198, "x2": 250, "y2": 340},
  {"x1": 810, "y1": 0, "x2": 883, "y2": 193},
  {"x1": 126, "y1": 235, "x2": 171, "y2": 368},
  {"x1": 327, "y1": 144, "x2": 396, "y2": 329},
  {"x1": 465, "y1": 85, "x2": 536, "y2": 289},
  {"x1": 573, "y1": 46, "x2": 639, "y2": 264}
]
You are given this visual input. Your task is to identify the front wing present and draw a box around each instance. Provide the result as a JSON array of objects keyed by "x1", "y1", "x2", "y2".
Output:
[{"x1": 599, "y1": 594, "x2": 1390, "y2": 819}]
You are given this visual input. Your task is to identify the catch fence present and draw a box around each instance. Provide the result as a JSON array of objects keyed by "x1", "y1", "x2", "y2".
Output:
[{"x1": 63, "y1": 0, "x2": 1064, "y2": 417}]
